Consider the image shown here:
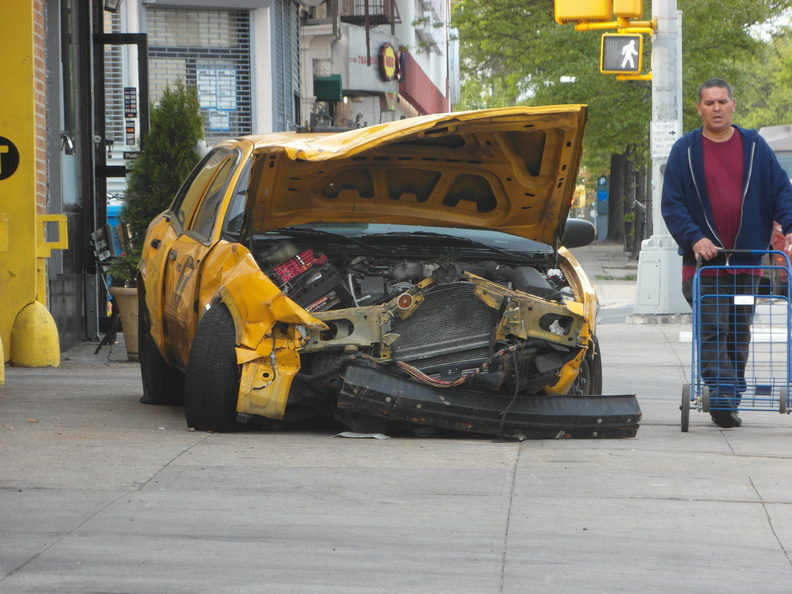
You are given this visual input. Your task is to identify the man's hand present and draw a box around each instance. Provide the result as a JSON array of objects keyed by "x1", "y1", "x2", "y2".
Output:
[
  {"x1": 784, "y1": 233, "x2": 792, "y2": 254},
  {"x1": 692, "y1": 237, "x2": 720, "y2": 260}
]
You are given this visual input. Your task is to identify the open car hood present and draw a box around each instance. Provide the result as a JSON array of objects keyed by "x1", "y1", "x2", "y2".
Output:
[{"x1": 246, "y1": 105, "x2": 587, "y2": 246}]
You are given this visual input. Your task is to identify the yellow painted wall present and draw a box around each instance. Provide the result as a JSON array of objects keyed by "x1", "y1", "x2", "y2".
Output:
[{"x1": 0, "y1": 2, "x2": 59, "y2": 366}]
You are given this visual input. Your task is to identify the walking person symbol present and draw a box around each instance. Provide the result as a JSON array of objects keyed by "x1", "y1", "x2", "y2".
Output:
[{"x1": 621, "y1": 40, "x2": 638, "y2": 69}]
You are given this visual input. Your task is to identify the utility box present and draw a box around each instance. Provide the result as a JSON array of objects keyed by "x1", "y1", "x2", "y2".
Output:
[
  {"x1": 554, "y1": 0, "x2": 611, "y2": 24},
  {"x1": 613, "y1": 0, "x2": 643, "y2": 19}
]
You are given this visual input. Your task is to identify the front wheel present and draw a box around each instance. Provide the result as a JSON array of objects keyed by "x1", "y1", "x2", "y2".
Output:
[
  {"x1": 184, "y1": 303, "x2": 245, "y2": 432},
  {"x1": 569, "y1": 338, "x2": 603, "y2": 396}
]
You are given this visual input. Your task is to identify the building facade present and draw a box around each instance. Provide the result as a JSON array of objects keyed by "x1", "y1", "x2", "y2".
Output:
[
  {"x1": 301, "y1": 0, "x2": 458, "y2": 129},
  {"x1": 0, "y1": 0, "x2": 457, "y2": 364}
]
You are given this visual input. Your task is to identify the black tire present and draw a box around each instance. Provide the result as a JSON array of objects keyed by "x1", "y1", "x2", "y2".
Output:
[
  {"x1": 681, "y1": 384, "x2": 691, "y2": 432},
  {"x1": 184, "y1": 303, "x2": 245, "y2": 432},
  {"x1": 701, "y1": 385, "x2": 710, "y2": 413},
  {"x1": 569, "y1": 337, "x2": 603, "y2": 396},
  {"x1": 780, "y1": 387, "x2": 788, "y2": 414},
  {"x1": 138, "y1": 287, "x2": 184, "y2": 405}
]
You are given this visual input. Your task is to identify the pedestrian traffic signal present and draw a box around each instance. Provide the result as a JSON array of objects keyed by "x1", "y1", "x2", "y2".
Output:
[
  {"x1": 600, "y1": 33, "x2": 643, "y2": 74},
  {"x1": 554, "y1": 0, "x2": 611, "y2": 24}
]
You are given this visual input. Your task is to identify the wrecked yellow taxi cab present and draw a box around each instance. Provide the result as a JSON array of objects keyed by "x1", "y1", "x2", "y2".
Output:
[{"x1": 137, "y1": 105, "x2": 641, "y2": 438}]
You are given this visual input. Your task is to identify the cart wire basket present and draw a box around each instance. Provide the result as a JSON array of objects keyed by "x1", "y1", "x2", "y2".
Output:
[{"x1": 681, "y1": 249, "x2": 792, "y2": 431}]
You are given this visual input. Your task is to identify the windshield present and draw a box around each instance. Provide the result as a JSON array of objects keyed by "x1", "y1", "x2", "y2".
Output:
[{"x1": 270, "y1": 222, "x2": 554, "y2": 258}]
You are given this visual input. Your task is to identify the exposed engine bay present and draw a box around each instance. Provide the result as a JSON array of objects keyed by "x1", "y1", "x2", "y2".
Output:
[{"x1": 252, "y1": 229, "x2": 597, "y2": 434}]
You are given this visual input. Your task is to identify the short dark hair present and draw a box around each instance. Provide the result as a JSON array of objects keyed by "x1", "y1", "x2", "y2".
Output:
[{"x1": 698, "y1": 78, "x2": 733, "y2": 101}]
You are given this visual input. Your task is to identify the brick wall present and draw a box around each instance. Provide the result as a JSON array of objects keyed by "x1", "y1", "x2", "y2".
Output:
[{"x1": 33, "y1": 0, "x2": 47, "y2": 215}]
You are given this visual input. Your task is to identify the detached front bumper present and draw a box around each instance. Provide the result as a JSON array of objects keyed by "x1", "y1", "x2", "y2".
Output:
[{"x1": 338, "y1": 363, "x2": 641, "y2": 439}]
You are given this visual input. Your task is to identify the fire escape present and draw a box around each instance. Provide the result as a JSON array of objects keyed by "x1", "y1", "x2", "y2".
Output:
[{"x1": 339, "y1": 0, "x2": 401, "y2": 65}]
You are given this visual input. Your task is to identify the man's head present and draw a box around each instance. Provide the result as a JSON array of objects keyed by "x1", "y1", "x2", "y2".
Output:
[
  {"x1": 697, "y1": 78, "x2": 733, "y2": 102},
  {"x1": 697, "y1": 78, "x2": 736, "y2": 139}
]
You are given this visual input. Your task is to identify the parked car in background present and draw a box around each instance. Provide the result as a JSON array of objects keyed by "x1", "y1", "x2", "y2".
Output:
[
  {"x1": 136, "y1": 106, "x2": 641, "y2": 439},
  {"x1": 759, "y1": 125, "x2": 792, "y2": 292}
]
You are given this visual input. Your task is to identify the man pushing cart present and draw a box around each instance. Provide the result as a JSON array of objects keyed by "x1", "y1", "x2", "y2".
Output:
[{"x1": 661, "y1": 77, "x2": 792, "y2": 429}]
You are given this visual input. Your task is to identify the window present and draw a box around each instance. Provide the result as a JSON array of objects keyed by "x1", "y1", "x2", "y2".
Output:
[
  {"x1": 191, "y1": 150, "x2": 240, "y2": 239},
  {"x1": 222, "y1": 156, "x2": 252, "y2": 238},
  {"x1": 172, "y1": 148, "x2": 230, "y2": 230}
]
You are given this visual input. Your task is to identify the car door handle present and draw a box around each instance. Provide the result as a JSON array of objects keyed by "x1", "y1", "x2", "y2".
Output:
[
  {"x1": 168, "y1": 250, "x2": 177, "y2": 261},
  {"x1": 150, "y1": 238, "x2": 161, "y2": 249}
]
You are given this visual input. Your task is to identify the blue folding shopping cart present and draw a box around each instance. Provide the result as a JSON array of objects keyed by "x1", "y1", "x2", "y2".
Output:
[{"x1": 681, "y1": 249, "x2": 792, "y2": 431}]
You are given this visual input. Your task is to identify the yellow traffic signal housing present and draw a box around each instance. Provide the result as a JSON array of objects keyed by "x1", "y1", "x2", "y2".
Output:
[
  {"x1": 613, "y1": 0, "x2": 643, "y2": 19},
  {"x1": 554, "y1": 0, "x2": 611, "y2": 24},
  {"x1": 600, "y1": 33, "x2": 643, "y2": 74}
]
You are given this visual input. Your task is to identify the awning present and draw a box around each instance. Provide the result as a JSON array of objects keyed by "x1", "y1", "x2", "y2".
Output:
[{"x1": 314, "y1": 74, "x2": 343, "y2": 102}]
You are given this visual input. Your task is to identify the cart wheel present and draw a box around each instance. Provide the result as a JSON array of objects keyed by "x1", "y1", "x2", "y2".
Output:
[
  {"x1": 681, "y1": 384, "x2": 691, "y2": 432},
  {"x1": 780, "y1": 387, "x2": 788, "y2": 414},
  {"x1": 701, "y1": 385, "x2": 710, "y2": 413}
]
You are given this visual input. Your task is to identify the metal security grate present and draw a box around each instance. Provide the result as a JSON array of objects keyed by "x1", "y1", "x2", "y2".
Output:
[
  {"x1": 146, "y1": 7, "x2": 252, "y2": 144},
  {"x1": 102, "y1": 11, "x2": 127, "y2": 154},
  {"x1": 272, "y1": 0, "x2": 301, "y2": 132}
]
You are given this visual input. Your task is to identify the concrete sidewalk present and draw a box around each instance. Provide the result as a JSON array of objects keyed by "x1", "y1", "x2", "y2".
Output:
[{"x1": 2, "y1": 242, "x2": 792, "y2": 592}]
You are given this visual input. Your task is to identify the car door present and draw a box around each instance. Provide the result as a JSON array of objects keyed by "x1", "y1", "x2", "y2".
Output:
[{"x1": 160, "y1": 147, "x2": 241, "y2": 366}]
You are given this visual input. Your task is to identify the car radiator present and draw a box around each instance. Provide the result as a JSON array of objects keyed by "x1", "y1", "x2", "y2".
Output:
[{"x1": 389, "y1": 283, "x2": 501, "y2": 374}]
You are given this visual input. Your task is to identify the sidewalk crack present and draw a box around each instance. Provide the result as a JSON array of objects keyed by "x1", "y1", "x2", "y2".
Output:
[
  {"x1": 749, "y1": 476, "x2": 792, "y2": 567},
  {"x1": 500, "y1": 442, "x2": 522, "y2": 593}
]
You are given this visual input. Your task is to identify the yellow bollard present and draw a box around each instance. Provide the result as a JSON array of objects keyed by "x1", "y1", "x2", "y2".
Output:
[{"x1": 10, "y1": 301, "x2": 60, "y2": 367}]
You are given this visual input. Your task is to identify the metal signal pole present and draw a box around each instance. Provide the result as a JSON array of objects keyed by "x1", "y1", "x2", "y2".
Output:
[{"x1": 632, "y1": 0, "x2": 689, "y2": 316}]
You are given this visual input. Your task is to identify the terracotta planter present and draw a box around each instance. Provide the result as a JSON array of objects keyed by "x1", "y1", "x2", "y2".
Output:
[{"x1": 109, "y1": 286, "x2": 139, "y2": 361}]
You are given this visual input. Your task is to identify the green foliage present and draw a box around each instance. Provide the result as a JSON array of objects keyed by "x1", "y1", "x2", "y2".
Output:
[
  {"x1": 111, "y1": 79, "x2": 204, "y2": 285},
  {"x1": 451, "y1": 0, "x2": 792, "y2": 171},
  {"x1": 738, "y1": 24, "x2": 792, "y2": 129}
]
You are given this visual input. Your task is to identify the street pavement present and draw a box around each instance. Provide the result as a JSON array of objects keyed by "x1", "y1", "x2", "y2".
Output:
[{"x1": 3, "y1": 241, "x2": 792, "y2": 593}]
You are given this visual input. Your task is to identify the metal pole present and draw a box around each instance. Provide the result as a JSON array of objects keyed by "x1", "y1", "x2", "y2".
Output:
[{"x1": 632, "y1": 0, "x2": 689, "y2": 317}]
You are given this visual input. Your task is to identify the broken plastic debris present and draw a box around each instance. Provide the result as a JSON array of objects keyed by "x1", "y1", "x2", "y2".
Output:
[{"x1": 333, "y1": 432, "x2": 390, "y2": 439}]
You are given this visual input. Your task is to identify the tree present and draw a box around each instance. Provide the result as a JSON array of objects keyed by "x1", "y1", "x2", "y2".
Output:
[
  {"x1": 738, "y1": 24, "x2": 792, "y2": 129},
  {"x1": 111, "y1": 79, "x2": 204, "y2": 285}
]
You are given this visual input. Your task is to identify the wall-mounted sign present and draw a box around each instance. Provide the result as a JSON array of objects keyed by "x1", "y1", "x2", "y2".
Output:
[
  {"x1": 124, "y1": 87, "x2": 137, "y2": 119},
  {"x1": 379, "y1": 43, "x2": 397, "y2": 81},
  {"x1": 125, "y1": 120, "x2": 136, "y2": 146},
  {"x1": 0, "y1": 137, "x2": 20, "y2": 180},
  {"x1": 197, "y1": 66, "x2": 237, "y2": 111}
]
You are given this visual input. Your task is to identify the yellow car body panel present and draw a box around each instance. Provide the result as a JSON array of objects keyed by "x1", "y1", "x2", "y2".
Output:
[
  {"x1": 245, "y1": 105, "x2": 587, "y2": 247},
  {"x1": 543, "y1": 247, "x2": 599, "y2": 395},
  {"x1": 139, "y1": 214, "x2": 180, "y2": 356},
  {"x1": 201, "y1": 245, "x2": 326, "y2": 418}
]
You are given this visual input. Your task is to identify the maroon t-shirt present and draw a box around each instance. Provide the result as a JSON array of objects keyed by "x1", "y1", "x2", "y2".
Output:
[
  {"x1": 703, "y1": 132, "x2": 744, "y2": 249},
  {"x1": 682, "y1": 131, "x2": 757, "y2": 282}
]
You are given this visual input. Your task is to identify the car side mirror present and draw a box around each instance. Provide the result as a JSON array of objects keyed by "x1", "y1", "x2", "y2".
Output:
[{"x1": 561, "y1": 218, "x2": 596, "y2": 249}]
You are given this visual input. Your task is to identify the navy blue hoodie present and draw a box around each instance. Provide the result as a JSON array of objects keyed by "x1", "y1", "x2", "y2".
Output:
[{"x1": 661, "y1": 125, "x2": 792, "y2": 268}]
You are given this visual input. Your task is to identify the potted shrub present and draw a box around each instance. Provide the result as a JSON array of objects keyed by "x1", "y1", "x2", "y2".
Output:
[{"x1": 108, "y1": 78, "x2": 204, "y2": 360}]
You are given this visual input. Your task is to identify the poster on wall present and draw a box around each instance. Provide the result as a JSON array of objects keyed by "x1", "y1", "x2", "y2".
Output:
[{"x1": 197, "y1": 65, "x2": 237, "y2": 131}]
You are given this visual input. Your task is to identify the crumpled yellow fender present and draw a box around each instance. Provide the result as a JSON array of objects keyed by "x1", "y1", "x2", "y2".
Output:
[
  {"x1": 209, "y1": 245, "x2": 327, "y2": 420},
  {"x1": 543, "y1": 247, "x2": 598, "y2": 395}
]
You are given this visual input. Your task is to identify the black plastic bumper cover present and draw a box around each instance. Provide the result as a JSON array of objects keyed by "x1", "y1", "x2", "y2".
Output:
[{"x1": 338, "y1": 363, "x2": 641, "y2": 439}]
